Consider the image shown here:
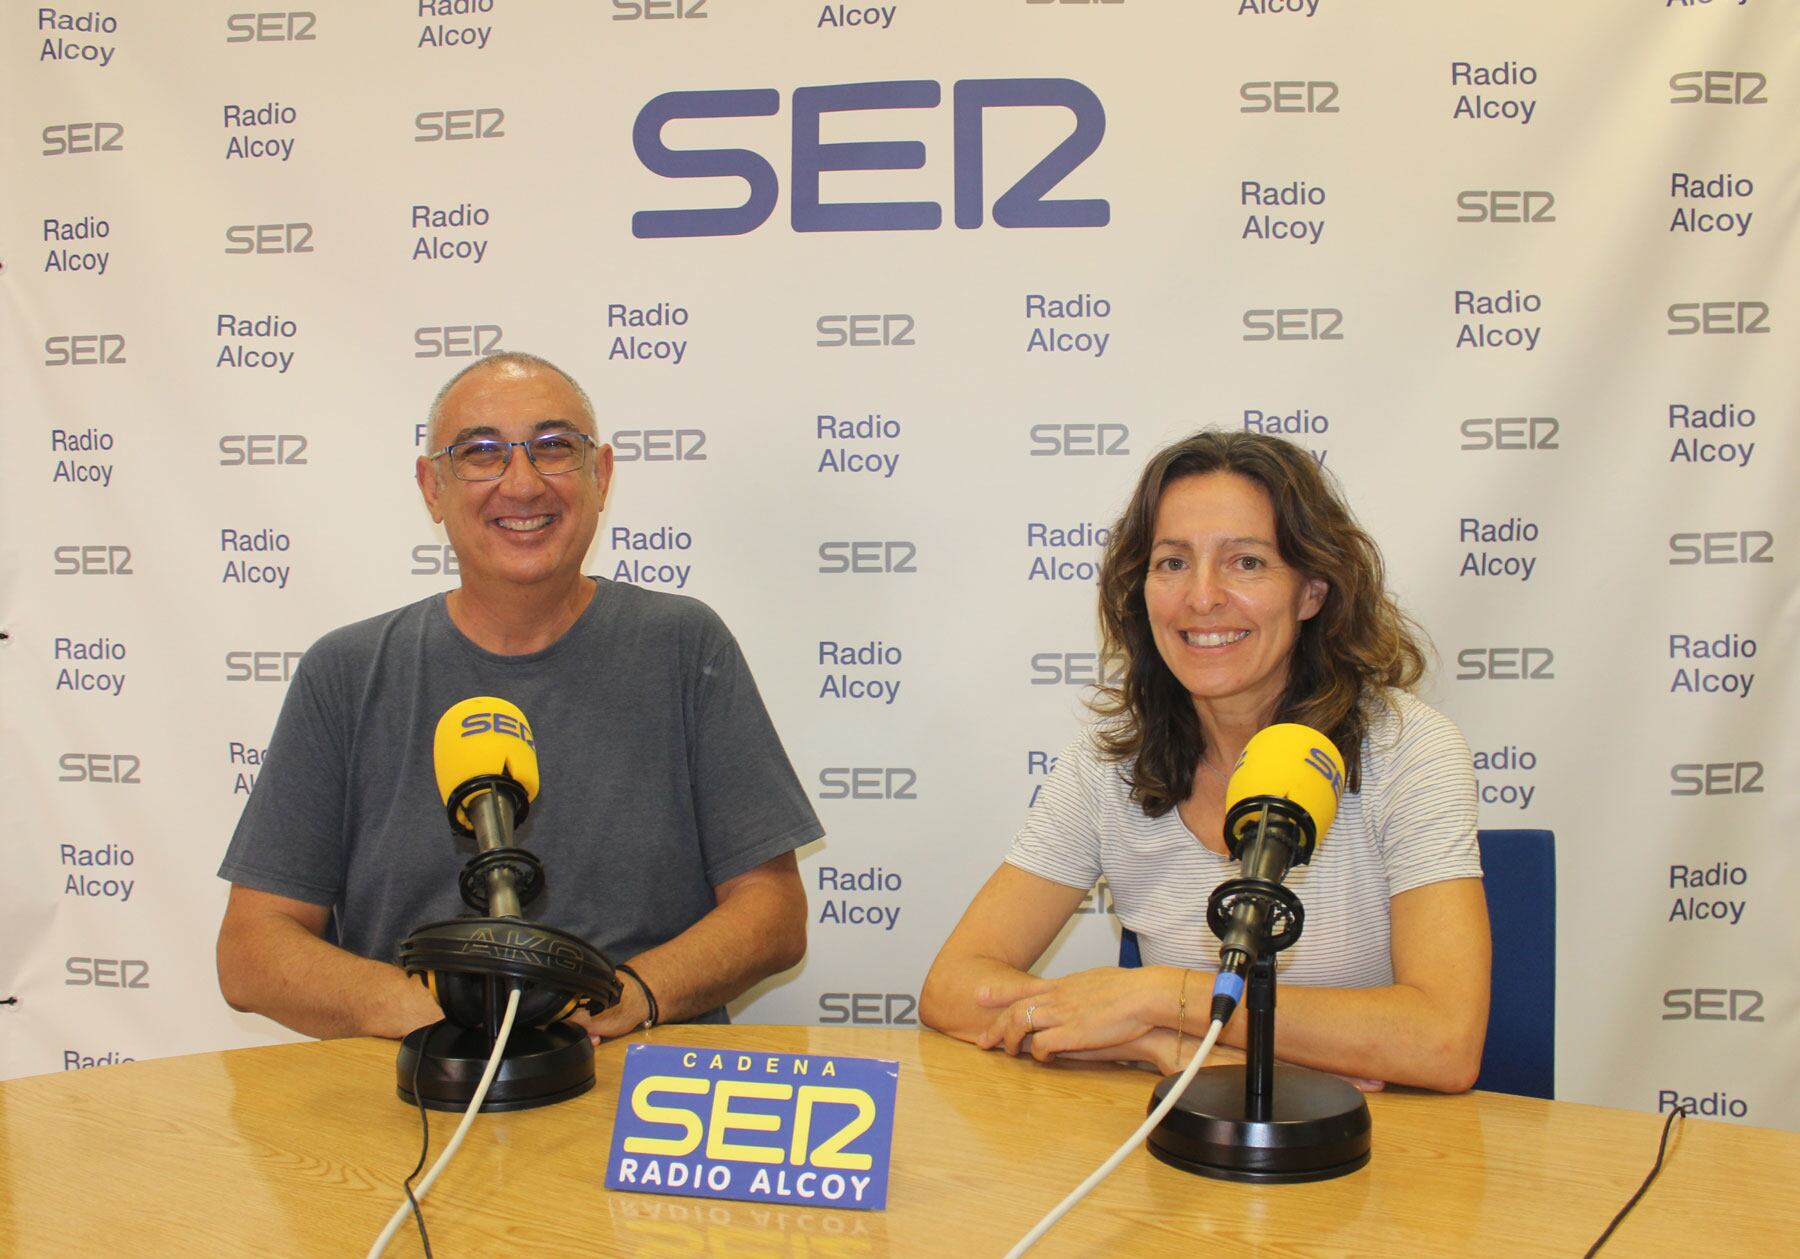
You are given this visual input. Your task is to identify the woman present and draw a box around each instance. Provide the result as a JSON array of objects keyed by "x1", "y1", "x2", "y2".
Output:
[{"x1": 920, "y1": 431, "x2": 1489, "y2": 1092}]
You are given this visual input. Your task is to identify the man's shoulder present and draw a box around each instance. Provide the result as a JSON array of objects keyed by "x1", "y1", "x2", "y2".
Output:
[
  {"x1": 591, "y1": 578, "x2": 733, "y2": 646},
  {"x1": 299, "y1": 594, "x2": 441, "y2": 673},
  {"x1": 310, "y1": 593, "x2": 440, "y2": 650}
]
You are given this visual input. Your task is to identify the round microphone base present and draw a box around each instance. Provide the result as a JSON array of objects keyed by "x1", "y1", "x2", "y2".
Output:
[
  {"x1": 1147, "y1": 1064, "x2": 1371, "y2": 1183},
  {"x1": 396, "y1": 1018, "x2": 595, "y2": 1112}
]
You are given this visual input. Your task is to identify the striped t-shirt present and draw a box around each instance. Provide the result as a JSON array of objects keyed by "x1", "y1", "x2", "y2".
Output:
[{"x1": 1007, "y1": 690, "x2": 1482, "y2": 989}]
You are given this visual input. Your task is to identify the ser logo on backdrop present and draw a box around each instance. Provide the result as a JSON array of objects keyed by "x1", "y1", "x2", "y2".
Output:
[
  {"x1": 53, "y1": 545, "x2": 131, "y2": 576},
  {"x1": 219, "y1": 435, "x2": 308, "y2": 465},
  {"x1": 44, "y1": 334, "x2": 125, "y2": 365},
  {"x1": 1030, "y1": 652, "x2": 1123, "y2": 687},
  {"x1": 59, "y1": 753, "x2": 141, "y2": 784},
  {"x1": 1670, "y1": 762, "x2": 1761, "y2": 797},
  {"x1": 1455, "y1": 648, "x2": 1554, "y2": 681},
  {"x1": 818, "y1": 541, "x2": 916, "y2": 574},
  {"x1": 611, "y1": 429, "x2": 708, "y2": 461},
  {"x1": 817, "y1": 769, "x2": 916, "y2": 801},
  {"x1": 1667, "y1": 531, "x2": 1773, "y2": 565},
  {"x1": 818, "y1": 994, "x2": 916, "y2": 1025},
  {"x1": 225, "y1": 650, "x2": 304, "y2": 682},
  {"x1": 817, "y1": 315, "x2": 913, "y2": 348},
  {"x1": 225, "y1": 223, "x2": 313, "y2": 254},
  {"x1": 631, "y1": 78, "x2": 1108, "y2": 237},
  {"x1": 1461, "y1": 417, "x2": 1559, "y2": 451},
  {"x1": 412, "y1": 544, "x2": 458, "y2": 576},
  {"x1": 414, "y1": 108, "x2": 505, "y2": 141},
  {"x1": 415, "y1": 324, "x2": 504, "y2": 358},
  {"x1": 613, "y1": 0, "x2": 709, "y2": 18},
  {"x1": 1242, "y1": 309, "x2": 1342, "y2": 341},
  {"x1": 225, "y1": 12, "x2": 317, "y2": 42},
  {"x1": 1669, "y1": 71, "x2": 1767, "y2": 106},
  {"x1": 1661, "y1": 989, "x2": 1763, "y2": 1022},
  {"x1": 65, "y1": 957, "x2": 149, "y2": 988},
  {"x1": 1456, "y1": 190, "x2": 1555, "y2": 223},
  {"x1": 41, "y1": 122, "x2": 124, "y2": 155},
  {"x1": 1029, "y1": 422, "x2": 1129, "y2": 457},
  {"x1": 1666, "y1": 302, "x2": 1770, "y2": 335},
  {"x1": 1240, "y1": 81, "x2": 1338, "y2": 114}
]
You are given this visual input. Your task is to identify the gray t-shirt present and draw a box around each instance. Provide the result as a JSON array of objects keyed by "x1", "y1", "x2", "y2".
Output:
[{"x1": 218, "y1": 578, "x2": 822, "y2": 1021}]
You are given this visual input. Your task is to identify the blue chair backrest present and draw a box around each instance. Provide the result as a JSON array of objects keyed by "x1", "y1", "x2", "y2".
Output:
[
  {"x1": 1116, "y1": 828, "x2": 1556, "y2": 1098},
  {"x1": 1119, "y1": 925, "x2": 1142, "y2": 969},
  {"x1": 1475, "y1": 828, "x2": 1556, "y2": 1098}
]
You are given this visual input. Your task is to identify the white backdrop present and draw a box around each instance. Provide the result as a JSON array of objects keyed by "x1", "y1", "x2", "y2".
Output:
[{"x1": 3, "y1": 0, "x2": 1795, "y2": 1131}]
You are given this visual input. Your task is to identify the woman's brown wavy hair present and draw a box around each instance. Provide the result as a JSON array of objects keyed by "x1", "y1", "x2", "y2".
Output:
[{"x1": 1092, "y1": 430, "x2": 1427, "y2": 815}]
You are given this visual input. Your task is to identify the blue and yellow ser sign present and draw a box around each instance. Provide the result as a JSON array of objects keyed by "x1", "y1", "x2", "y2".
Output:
[{"x1": 605, "y1": 1044, "x2": 899, "y2": 1210}]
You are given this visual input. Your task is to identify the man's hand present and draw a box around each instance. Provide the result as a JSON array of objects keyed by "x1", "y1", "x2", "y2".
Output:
[
  {"x1": 568, "y1": 976, "x2": 653, "y2": 1044},
  {"x1": 217, "y1": 884, "x2": 442, "y2": 1040}
]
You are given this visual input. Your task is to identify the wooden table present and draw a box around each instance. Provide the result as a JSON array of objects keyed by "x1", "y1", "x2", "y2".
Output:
[{"x1": 3, "y1": 1025, "x2": 1795, "y2": 1256}]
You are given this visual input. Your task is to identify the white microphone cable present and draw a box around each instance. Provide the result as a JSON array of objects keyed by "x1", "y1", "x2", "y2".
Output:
[
  {"x1": 367, "y1": 985, "x2": 522, "y2": 1259},
  {"x1": 1002, "y1": 1018, "x2": 1225, "y2": 1259}
]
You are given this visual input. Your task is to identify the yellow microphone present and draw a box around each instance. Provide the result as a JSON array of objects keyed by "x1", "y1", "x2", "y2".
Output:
[
  {"x1": 1210, "y1": 723, "x2": 1348, "y2": 992},
  {"x1": 401, "y1": 698, "x2": 627, "y2": 1095},
  {"x1": 430, "y1": 697, "x2": 541, "y2": 920},
  {"x1": 1223, "y1": 722, "x2": 1346, "y2": 855},
  {"x1": 433, "y1": 697, "x2": 541, "y2": 833}
]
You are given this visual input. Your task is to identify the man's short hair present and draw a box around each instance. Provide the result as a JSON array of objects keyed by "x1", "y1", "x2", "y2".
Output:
[{"x1": 425, "y1": 352, "x2": 598, "y2": 443}]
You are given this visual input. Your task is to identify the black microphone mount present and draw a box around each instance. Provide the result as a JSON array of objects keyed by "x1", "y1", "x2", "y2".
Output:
[
  {"x1": 395, "y1": 773, "x2": 623, "y2": 1112},
  {"x1": 1209, "y1": 794, "x2": 1319, "y2": 978},
  {"x1": 1147, "y1": 792, "x2": 1371, "y2": 1182}
]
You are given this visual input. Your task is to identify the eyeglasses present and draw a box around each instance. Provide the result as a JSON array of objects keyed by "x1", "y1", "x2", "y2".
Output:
[{"x1": 427, "y1": 432, "x2": 597, "y2": 482}]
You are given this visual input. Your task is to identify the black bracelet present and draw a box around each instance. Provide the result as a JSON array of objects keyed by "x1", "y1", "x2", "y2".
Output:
[{"x1": 614, "y1": 963, "x2": 659, "y2": 1030}]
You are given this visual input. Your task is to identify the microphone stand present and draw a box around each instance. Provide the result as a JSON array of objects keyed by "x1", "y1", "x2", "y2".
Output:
[
  {"x1": 1146, "y1": 829, "x2": 1372, "y2": 1181},
  {"x1": 396, "y1": 774, "x2": 622, "y2": 1112}
]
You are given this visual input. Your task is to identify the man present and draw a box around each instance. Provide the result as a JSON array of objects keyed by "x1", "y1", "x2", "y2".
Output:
[{"x1": 216, "y1": 352, "x2": 817, "y2": 1041}]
